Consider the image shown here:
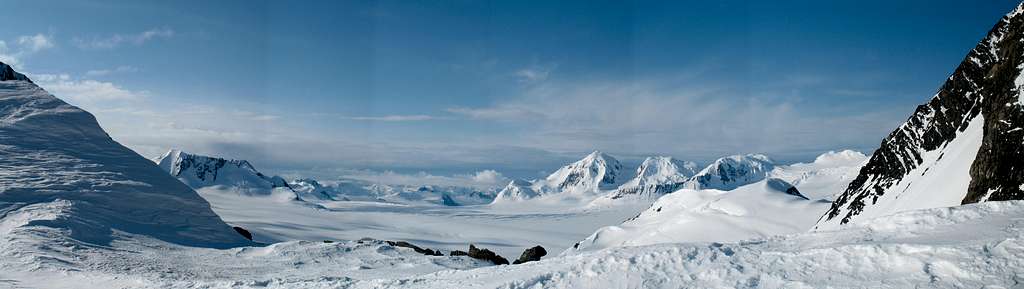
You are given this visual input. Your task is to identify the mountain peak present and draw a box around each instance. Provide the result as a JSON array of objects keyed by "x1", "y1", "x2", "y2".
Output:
[
  {"x1": 0, "y1": 61, "x2": 31, "y2": 83},
  {"x1": 154, "y1": 149, "x2": 291, "y2": 196}
]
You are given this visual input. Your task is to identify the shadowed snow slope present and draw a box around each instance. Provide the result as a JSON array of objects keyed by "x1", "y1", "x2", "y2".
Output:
[
  {"x1": 0, "y1": 64, "x2": 249, "y2": 256},
  {"x1": 820, "y1": 3, "x2": 1024, "y2": 229}
]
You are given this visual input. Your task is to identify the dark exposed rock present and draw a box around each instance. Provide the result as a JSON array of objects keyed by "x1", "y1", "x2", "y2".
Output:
[
  {"x1": 467, "y1": 244, "x2": 509, "y2": 265},
  {"x1": 512, "y1": 245, "x2": 547, "y2": 264},
  {"x1": 385, "y1": 240, "x2": 444, "y2": 256},
  {"x1": 449, "y1": 250, "x2": 468, "y2": 256},
  {"x1": 0, "y1": 62, "x2": 31, "y2": 83},
  {"x1": 441, "y1": 194, "x2": 460, "y2": 206},
  {"x1": 232, "y1": 226, "x2": 253, "y2": 241},
  {"x1": 822, "y1": 3, "x2": 1024, "y2": 226},
  {"x1": 766, "y1": 178, "x2": 808, "y2": 200},
  {"x1": 608, "y1": 183, "x2": 685, "y2": 200}
]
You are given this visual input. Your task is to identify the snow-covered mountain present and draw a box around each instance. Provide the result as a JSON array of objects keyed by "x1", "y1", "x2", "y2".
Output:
[
  {"x1": 594, "y1": 156, "x2": 698, "y2": 203},
  {"x1": 288, "y1": 177, "x2": 498, "y2": 206},
  {"x1": 493, "y1": 151, "x2": 625, "y2": 203},
  {"x1": 289, "y1": 178, "x2": 339, "y2": 201},
  {"x1": 682, "y1": 154, "x2": 775, "y2": 191},
  {"x1": 570, "y1": 177, "x2": 829, "y2": 253},
  {"x1": 818, "y1": 4, "x2": 1024, "y2": 229},
  {"x1": 0, "y1": 62, "x2": 249, "y2": 255},
  {"x1": 538, "y1": 150, "x2": 624, "y2": 195},
  {"x1": 613, "y1": 157, "x2": 697, "y2": 197},
  {"x1": 154, "y1": 149, "x2": 297, "y2": 200}
]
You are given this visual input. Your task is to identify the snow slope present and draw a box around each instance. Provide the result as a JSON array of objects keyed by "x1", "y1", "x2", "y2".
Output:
[
  {"x1": 0, "y1": 64, "x2": 250, "y2": 255},
  {"x1": 359, "y1": 200, "x2": 1024, "y2": 289},
  {"x1": 570, "y1": 178, "x2": 830, "y2": 253}
]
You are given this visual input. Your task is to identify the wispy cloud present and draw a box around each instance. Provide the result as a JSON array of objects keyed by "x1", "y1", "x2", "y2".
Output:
[
  {"x1": 343, "y1": 115, "x2": 439, "y2": 121},
  {"x1": 86, "y1": 65, "x2": 139, "y2": 77},
  {"x1": 336, "y1": 169, "x2": 509, "y2": 189},
  {"x1": 17, "y1": 34, "x2": 55, "y2": 52},
  {"x1": 32, "y1": 73, "x2": 147, "y2": 103},
  {"x1": 0, "y1": 33, "x2": 56, "y2": 68},
  {"x1": 74, "y1": 28, "x2": 175, "y2": 50},
  {"x1": 514, "y1": 64, "x2": 556, "y2": 83},
  {"x1": 446, "y1": 106, "x2": 539, "y2": 120},
  {"x1": 443, "y1": 75, "x2": 906, "y2": 161}
]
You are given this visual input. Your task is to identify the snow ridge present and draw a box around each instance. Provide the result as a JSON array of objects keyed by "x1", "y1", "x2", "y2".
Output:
[
  {"x1": 0, "y1": 63, "x2": 249, "y2": 254},
  {"x1": 154, "y1": 149, "x2": 294, "y2": 197}
]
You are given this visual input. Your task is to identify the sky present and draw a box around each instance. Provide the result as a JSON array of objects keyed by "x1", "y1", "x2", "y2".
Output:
[{"x1": 0, "y1": 0, "x2": 1019, "y2": 184}]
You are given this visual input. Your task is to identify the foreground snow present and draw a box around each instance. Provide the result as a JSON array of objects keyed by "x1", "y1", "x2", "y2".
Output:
[{"x1": 3, "y1": 200, "x2": 1022, "y2": 288}]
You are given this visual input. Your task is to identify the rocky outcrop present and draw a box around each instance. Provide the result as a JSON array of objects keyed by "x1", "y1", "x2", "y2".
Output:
[
  {"x1": 820, "y1": 3, "x2": 1024, "y2": 228},
  {"x1": 512, "y1": 246, "x2": 547, "y2": 264},
  {"x1": 455, "y1": 244, "x2": 509, "y2": 265},
  {"x1": 0, "y1": 62, "x2": 30, "y2": 82},
  {"x1": 232, "y1": 226, "x2": 253, "y2": 241},
  {"x1": 385, "y1": 240, "x2": 444, "y2": 256}
]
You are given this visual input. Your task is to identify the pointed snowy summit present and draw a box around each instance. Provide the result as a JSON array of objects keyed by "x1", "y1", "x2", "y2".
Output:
[{"x1": 537, "y1": 150, "x2": 624, "y2": 195}]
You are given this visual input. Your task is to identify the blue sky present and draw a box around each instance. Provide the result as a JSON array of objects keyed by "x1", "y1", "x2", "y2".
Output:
[{"x1": 0, "y1": 0, "x2": 1019, "y2": 182}]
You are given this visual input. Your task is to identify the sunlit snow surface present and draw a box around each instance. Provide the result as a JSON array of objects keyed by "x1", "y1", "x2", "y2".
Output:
[
  {"x1": 199, "y1": 187, "x2": 648, "y2": 258},
  {"x1": 3, "y1": 200, "x2": 1023, "y2": 288}
]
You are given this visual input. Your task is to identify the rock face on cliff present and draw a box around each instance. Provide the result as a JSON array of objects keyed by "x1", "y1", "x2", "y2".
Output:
[{"x1": 819, "y1": 3, "x2": 1024, "y2": 229}]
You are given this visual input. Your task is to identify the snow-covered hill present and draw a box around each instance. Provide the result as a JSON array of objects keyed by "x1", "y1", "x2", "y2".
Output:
[
  {"x1": 570, "y1": 177, "x2": 829, "y2": 253},
  {"x1": 0, "y1": 62, "x2": 250, "y2": 259},
  {"x1": 819, "y1": 3, "x2": 1024, "y2": 229},
  {"x1": 492, "y1": 179, "x2": 539, "y2": 203}
]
